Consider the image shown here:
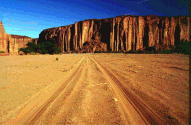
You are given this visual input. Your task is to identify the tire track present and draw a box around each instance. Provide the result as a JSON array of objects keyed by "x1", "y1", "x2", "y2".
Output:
[
  {"x1": 5, "y1": 55, "x2": 165, "y2": 124},
  {"x1": 89, "y1": 56, "x2": 165, "y2": 125},
  {"x1": 5, "y1": 56, "x2": 85, "y2": 124}
]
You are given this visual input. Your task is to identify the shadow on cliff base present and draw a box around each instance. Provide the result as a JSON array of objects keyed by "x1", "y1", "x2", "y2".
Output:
[
  {"x1": 99, "y1": 22, "x2": 111, "y2": 51},
  {"x1": 174, "y1": 21, "x2": 181, "y2": 47},
  {"x1": 143, "y1": 23, "x2": 149, "y2": 48}
]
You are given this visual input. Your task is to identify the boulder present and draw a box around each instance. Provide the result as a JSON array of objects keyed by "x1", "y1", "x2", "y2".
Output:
[{"x1": 18, "y1": 51, "x2": 25, "y2": 55}]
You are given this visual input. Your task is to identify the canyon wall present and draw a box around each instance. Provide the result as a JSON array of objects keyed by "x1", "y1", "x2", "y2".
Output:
[
  {"x1": 0, "y1": 21, "x2": 32, "y2": 55},
  {"x1": 32, "y1": 38, "x2": 39, "y2": 45},
  {"x1": 39, "y1": 15, "x2": 189, "y2": 52}
]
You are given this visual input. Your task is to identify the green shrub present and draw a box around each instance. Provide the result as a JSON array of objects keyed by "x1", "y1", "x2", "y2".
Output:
[
  {"x1": 30, "y1": 52, "x2": 35, "y2": 55},
  {"x1": 53, "y1": 47, "x2": 61, "y2": 54},
  {"x1": 145, "y1": 46, "x2": 156, "y2": 52},
  {"x1": 56, "y1": 57, "x2": 59, "y2": 61},
  {"x1": 94, "y1": 51, "x2": 101, "y2": 53},
  {"x1": 155, "y1": 39, "x2": 190, "y2": 55},
  {"x1": 175, "y1": 39, "x2": 191, "y2": 55},
  {"x1": 0, "y1": 51, "x2": 5, "y2": 53},
  {"x1": 26, "y1": 42, "x2": 36, "y2": 48},
  {"x1": 19, "y1": 41, "x2": 61, "y2": 55}
]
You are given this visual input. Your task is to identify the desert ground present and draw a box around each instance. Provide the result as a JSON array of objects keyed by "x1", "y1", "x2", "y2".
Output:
[{"x1": 0, "y1": 53, "x2": 189, "y2": 124}]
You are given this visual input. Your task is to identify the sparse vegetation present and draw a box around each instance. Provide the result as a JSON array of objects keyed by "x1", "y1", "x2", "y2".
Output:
[
  {"x1": 19, "y1": 39, "x2": 190, "y2": 55},
  {"x1": 0, "y1": 51, "x2": 5, "y2": 53},
  {"x1": 145, "y1": 46, "x2": 156, "y2": 52},
  {"x1": 30, "y1": 52, "x2": 35, "y2": 55},
  {"x1": 174, "y1": 39, "x2": 190, "y2": 54},
  {"x1": 56, "y1": 57, "x2": 59, "y2": 61},
  {"x1": 19, "y1": 41, "x2": 61, "y2": 55},
  {"x1": 156, "y1": 39, "x2": 190, "y2": 55},
  {"x1": 124, "y1": 39, "x2": 190, "y2": 55}
]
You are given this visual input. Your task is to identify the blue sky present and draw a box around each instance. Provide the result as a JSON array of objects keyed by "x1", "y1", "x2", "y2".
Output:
[{"x1": 0, "y1": 0, "x2": 189, "y2": 38}]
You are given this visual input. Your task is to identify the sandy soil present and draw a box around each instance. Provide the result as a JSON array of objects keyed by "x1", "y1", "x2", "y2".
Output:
[
  {"x1": 30, "y1": 56, "x2": 131, "y2": 124},
  {"x1": 91, "y1": 53, "x2": 189, "y2": 124},
  {"x1": 0, "y1": 53, "x2": 189, "y2": 124},
  {"x1": 0, "y1": 54, "x2": 83, "y2": 123}
]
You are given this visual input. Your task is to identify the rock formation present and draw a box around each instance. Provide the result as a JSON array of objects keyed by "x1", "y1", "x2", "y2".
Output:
[
  {"x1": 39, "y1": 15, "x2": 189, "y2": 52},
  {"x1": 0, "y1": 21, "x2": 11, "y2": 53},
  {"x1": 32, "y1": 38, "x2": 38, "y2": 45},
  {"x1": 0, "y1": 21, "x2": 32, "y2": 55},
  {"x1": 10, "y1": 35, "x2": 32, "y2": 49}
]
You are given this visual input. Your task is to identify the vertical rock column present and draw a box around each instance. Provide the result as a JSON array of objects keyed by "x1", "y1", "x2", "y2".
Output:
[
  {"x1": 62, "y1": 31, "x2": 65, "y2": 51},
  {"x1": 117, "y1": 22, "x2": 120, "y2": 51},
  {"x1": 112, "y1": 19, "x2": 115, "y2": 51},
  {"x1": 88, "y1": 20, "x2": 94, "y2": 42},
  {"x1": 164, "y1": 17, "x2": 170, "y2": 46},
  {"x1": 128, "y1": 17, "x2": 132, "y2": 51},
  {"x1": 9, "y1": 34, "x2": 16, "y2": 54},
  {"x1": 170, "y1": 17, "x2": 176, "y2": 46},
  {"x1": 149, "y1": 16, "x2": 160, "y2": 47},
  {"x1": 0, "y1": 34, "x2": 6, "y2": 52},
  {"x1": 0, "y1": 21, "x2": 9, "y2": 53},
  {"x1": 75, "y1": 22, "x2": 78, "y2": 50},
  {"x1": 132, "y1": 17, "x2": 137, "y2": 51},
  {"x1": 137, "y1": 16, "x2": 141, "y2": 50},
  {"x1": 14, "y1": 37, "x2": 18, "y2": 53},
  {"x1": 123, "y1": 17, "x2": 128, "y2": 51},
  {"x1": 179, "y1": 16, "x2": 190, "y2": 41},
  {"x1": 4, "y1": 34, "x2": 8, "y2": 53},
  {"x1": 82, "y1": 21, "x2": 90, "y2": 45},
  {"x1": 154, "y1": 18, "x2": 160, "y2": 47},
  {"x1": 148, "y1": 17, "x2": 153, "y2": 47},
  {"x1": 65, "y1": 33, "x2": 68, "y2": 51},
  {"x1": 110, "y1": 32, "x2": 113, "y2": 51},
  {"x1": 67, "y1": 27, "x2": 70, "y2": 51},
  {"x1": 120, "y1": 30, "x2": 124, "y2": 51},
  {"x1": 58, "y1": 30, "x2": 63, "y2": 52}
]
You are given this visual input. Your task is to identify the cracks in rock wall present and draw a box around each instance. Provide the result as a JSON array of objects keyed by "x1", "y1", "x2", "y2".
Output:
[{"x1": 38, "y1": 16, "x2": 189, "y2": 52}]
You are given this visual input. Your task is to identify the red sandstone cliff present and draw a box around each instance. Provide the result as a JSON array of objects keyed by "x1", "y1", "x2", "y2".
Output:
[
  {"x1": 39, "y1": 15, "x2": 189, "y2": 52},
  {"x1": 0, "y1": 21, "x2": 32, "y2": 55},
  {"x1": 10, "y1": 35, "x2": 32, "y2": 51}
]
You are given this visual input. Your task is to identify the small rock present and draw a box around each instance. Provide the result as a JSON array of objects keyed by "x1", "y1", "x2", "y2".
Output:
[
  {"x1": 113, "y1": 98, "x2": 118, "y2": 101},
  {"x1": 18, "y1": 51, "x2": 24, "y2": 55}
]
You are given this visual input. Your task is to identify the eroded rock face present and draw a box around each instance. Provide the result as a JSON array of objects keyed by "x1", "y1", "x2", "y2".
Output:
[
  {"x1": 39, "y1": 15, "x2": 189, "y2": 52},
  {"x1": 0, "y1": 21, "x2": 32, "y2": 54},
  {"x1": 10, "y1": 35, "x2": 32, "y2": 51},
  {"x1": 32, "y1": 38, "x2": 38, "y2": 45}
]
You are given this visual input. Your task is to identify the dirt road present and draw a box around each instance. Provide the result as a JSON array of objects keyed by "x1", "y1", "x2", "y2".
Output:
[{"x1": 1, "y1": 54, "x2": 189, "y2": 124}]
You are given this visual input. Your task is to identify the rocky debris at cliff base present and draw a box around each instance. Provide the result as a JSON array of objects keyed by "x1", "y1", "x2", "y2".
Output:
[
  {"x1": 0, "y1": 53, "x2": 9, "y2": 56},
  {"x1": 18, "y1": 51, "x2": 25, "y2": 55},
  {"x1": 80, "y1": 40, "x2": 107, "y2": 53}
]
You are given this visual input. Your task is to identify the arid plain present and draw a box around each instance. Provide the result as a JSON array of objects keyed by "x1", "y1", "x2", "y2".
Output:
[{"x1": 0, "y1": 53, "x2": 189, "y2": 124}]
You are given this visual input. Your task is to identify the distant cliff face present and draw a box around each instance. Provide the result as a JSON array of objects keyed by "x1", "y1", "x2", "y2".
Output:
[
  {"x1": 39, "y1": 15, "x2": 189, "y2": 52},
  {"x1": 10, "y1": 35, "x2": 32, "y2": 52},
  {"x1": 0, "y1": 21, "x2": 32, "y2": 55}
]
